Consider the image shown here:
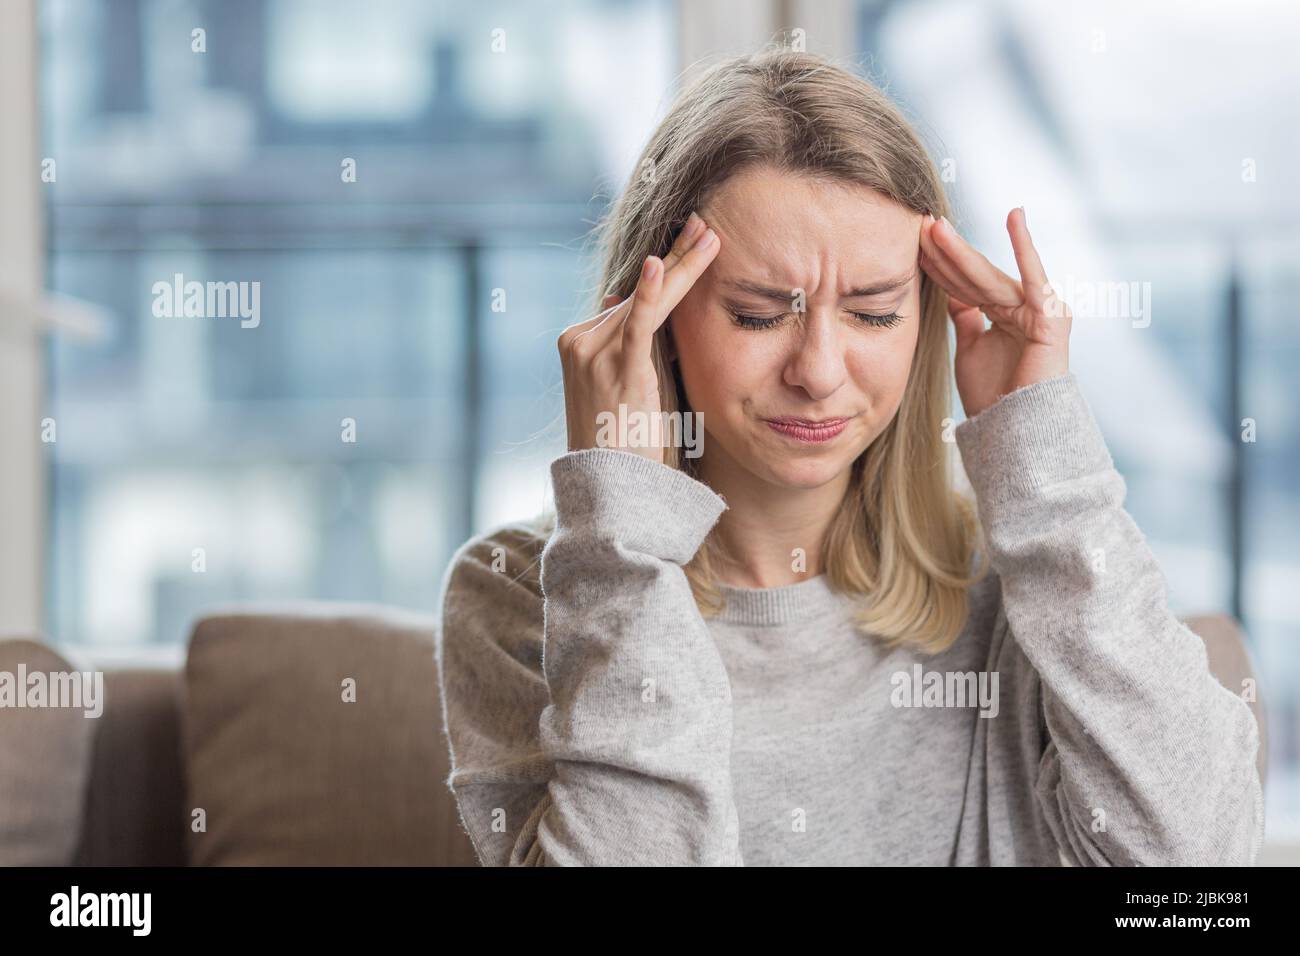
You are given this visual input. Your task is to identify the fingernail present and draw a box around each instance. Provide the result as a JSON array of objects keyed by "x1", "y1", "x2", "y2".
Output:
[
  {"x1": 698, "y1": 228, "x2": 718, "y2": 250},
  {"x1": 1019, "y1": 206, "x2": 1028, "y2": 227},
  {"x1": 939, "y1": 215, "x2": 952, "y2": 231},
  {"x1": 643, "y1": 256, "x2": 660, "y2": 280},
  {"x1": 683, "y1": 211, "x2": 704, "y2": 240}
]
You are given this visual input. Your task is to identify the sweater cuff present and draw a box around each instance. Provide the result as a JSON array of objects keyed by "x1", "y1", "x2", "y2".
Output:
[
  {"x1": 954, "y1": 373, "x2": 1113, "y2": 506},
  {"x1": 550, "y1": 448, "x2": 728, "y2": 565}
]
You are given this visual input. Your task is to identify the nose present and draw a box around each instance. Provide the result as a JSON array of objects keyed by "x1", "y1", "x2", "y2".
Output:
[{"x1": 781, "y1": 307, "x2": 848, "y2": 401}]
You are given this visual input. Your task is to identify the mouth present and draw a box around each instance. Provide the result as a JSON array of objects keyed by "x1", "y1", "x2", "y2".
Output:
[{"x1": 762, "y1": 415, "x2": 853, "y2": 444}]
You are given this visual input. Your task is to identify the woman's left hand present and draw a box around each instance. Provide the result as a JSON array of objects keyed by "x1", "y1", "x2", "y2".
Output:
[{"x1": 919, "y1": 207, "x2": 1071, "y2": 419}]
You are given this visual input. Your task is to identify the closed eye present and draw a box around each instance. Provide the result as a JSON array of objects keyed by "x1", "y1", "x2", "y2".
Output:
[
  {"x1": 849, "y1": 311, "x2": 904, "y2": 329},
  {"x1": 728, "y1": 310, "x2": 904, "y2": 330}
]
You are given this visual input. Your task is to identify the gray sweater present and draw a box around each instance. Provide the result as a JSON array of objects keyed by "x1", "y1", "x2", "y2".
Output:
[{"x1": 434, "y1": 373, "x2": 1264, "y2": 865}]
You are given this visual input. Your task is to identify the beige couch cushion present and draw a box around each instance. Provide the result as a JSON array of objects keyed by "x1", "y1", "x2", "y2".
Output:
[
  {"x1": 183, "y1": 603, "x2": 477, "y2": 865},
  {"x1": 73, "y1": 668, "x2": 187, "y2": 866},
  {"x1": 0, "y1": 638, "x2": 97, "y2": 865}
]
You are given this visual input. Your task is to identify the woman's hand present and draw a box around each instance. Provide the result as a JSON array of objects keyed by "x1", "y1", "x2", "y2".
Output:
[
  {"x1": 557, "y1": 212, "x2": 720, "y2": 464},
  {"x1": 919, "y1": 207, "x2": 1071, "y2": 419}
]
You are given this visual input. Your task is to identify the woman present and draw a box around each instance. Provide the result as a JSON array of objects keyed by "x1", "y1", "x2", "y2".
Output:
[{"x1": 434, "y1": 48, "x2": 1263, "y2": 866}]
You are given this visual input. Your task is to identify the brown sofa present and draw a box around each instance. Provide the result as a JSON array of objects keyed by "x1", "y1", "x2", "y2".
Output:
[
  {"x1": 0, "y1": 603, "x2": 478, "y2": 866},
  {"x1": 0, "y1": 606, "x2": 1267, "y2": 866}
]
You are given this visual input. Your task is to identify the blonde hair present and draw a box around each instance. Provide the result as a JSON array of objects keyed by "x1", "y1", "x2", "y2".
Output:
[{"x1": 550, "y1": 46, "x2": 988, "y2": 653}]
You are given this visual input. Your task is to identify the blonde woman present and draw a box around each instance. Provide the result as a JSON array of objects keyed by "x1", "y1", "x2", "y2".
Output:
[{"x1": 434, "y1": 48, "x2": 1263, "y2": 866}]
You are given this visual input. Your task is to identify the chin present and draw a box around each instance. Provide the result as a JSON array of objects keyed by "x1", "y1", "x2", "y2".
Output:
[{"x1": 758, "y1": 455, "x2": 851, "y2": 490}]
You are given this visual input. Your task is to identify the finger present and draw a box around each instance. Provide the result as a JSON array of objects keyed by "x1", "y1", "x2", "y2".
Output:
[
  {"x1": 625, "y1": 227, "x2": 719, "y2": 346},
  {"x1": 568, "y1": 294, "x2": 626, "y2": 335},
  {"x1": 564, "y1": 294, "x2": 630, "y2": 356},
  {"x1": 946, "y1": 296, "x2": 985, "y2": 351},
  {"x1": 946, "y1": 291, "x2": 978, "y2": 314},
  {"x1": 661, "y1": 211, "x2": 707, "y2": 273},
  {"x1": 929, "y1": 215, "x2": 1023, "y2": 309},
  {"x1": 1006, "y1": 207, "x2": 1050, "y2": 312},
  {"x1": 920, "y1": 227, "x2": 986, "y2": 307},
  {"x1": 620, "y1": 254, "x2": 665, "y2": 351},
  {"x1": 572, "y1": 216, "x2": 706, "y2": 352},
  {"x1": 659, "y1": 227, "x2": 720, "y2": 314},
  {"x1": 577, "y1": 219, "x2": 707, "y2": 350},
  {"x1": 920, "y1": 234, "x2": 986, "y2": 352},
  {"x1": 920, "y1": 216, "x2": 986, "y2": 303},
  {"x1": 921, "y1": 246, "x2": 983, "y2": 308},
  {"x1": 582, "y1": 214, "x2": 704, "y2": 349}
]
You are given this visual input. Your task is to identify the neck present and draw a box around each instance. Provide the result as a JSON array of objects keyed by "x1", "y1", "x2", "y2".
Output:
[{"x1": 697, "y1": 443, "x2": 851, "y2": 589}]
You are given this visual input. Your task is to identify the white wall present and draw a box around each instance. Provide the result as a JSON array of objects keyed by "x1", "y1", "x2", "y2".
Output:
[{"x1": 0, "y1": 0, "x2": 45, "y2": 636}]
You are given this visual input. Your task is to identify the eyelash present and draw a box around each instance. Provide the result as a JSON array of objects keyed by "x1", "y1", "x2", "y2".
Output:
[{"x1": 728, "y1": 311, "x2": 904, "y2": 331}]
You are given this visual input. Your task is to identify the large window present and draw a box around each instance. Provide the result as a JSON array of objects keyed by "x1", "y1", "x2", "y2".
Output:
[{"x1": 41, "y1": 0, "x2": 676, "y2": 646}]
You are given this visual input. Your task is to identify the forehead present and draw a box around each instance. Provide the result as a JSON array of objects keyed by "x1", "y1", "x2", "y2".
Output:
[{"x1": 699, "y1": 165, "x2": 919, "y2": 288}]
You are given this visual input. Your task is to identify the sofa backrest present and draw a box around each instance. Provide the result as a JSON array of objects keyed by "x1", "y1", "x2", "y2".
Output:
[
  {"x1": 0, "y1": 609, "x2": 1269, "y2": 865},
  {"x1": 179, "y1": 602, "x2": 478, "y2": 866},
  {"x1": 73, "y1": 668, "x2": 187, "y2": 865},
  {"x1": 0, "y1": 639, "x2": 97, "y2": 865}
]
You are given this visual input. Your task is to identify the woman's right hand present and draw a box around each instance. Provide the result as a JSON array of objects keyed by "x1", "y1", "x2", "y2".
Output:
[{"x1": 557, "y1": 211, "x2": 721, "y2": 465}]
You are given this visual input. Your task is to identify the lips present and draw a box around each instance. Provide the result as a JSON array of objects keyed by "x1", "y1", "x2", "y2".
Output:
[
  {"x1": 765, "y1": 417, "x2": 850, "y2": 427},
  {"x1": 763, "y1": 416, "x2": 852, "y2": 444}
]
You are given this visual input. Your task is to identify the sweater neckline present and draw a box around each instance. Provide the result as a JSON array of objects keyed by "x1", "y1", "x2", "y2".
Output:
[{"x1": 714, "y1": 573, "x2": 849, "y2": 627}]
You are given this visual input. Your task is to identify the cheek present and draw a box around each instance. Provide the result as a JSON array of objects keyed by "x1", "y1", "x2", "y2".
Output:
[
  {"x1": 669, "y1": 303, "x2": 769, "y2": 409},
  {"x1": 671, "y1": 308, "x2": 725, "y2": 406},
  {"x1": 845, "y1": 323, "x2": 920, "y2": 397}
]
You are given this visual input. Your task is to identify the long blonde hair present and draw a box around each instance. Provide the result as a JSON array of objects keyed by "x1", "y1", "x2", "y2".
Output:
[{"x1": 550, "y1": 46, "x2": 988, "y2": 653}]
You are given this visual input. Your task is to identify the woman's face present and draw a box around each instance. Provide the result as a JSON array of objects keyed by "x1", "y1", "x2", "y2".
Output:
[{"x1": 669, "y1": 164, "x2": 925, "y2": 491}]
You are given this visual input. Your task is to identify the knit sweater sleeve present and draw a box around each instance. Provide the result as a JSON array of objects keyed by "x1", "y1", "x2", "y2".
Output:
[
  {"x1": 434, "y1": 447, "x2": 743, "y2": 866},
  {"x1": 954, "y1": 372, "x2": 1264, "y2": 865}
]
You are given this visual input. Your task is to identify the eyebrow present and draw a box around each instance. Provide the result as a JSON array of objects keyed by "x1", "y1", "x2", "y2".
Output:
[{"x1": 720, "y1": 268, "x2": 917, "y2": 301}]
